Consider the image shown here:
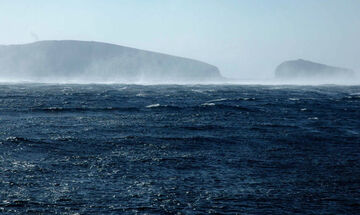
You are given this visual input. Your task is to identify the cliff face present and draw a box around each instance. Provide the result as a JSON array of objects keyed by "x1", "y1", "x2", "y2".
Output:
[
  {"x1": 275, "y1": 59, "x2": 354, "y2": 80},
  {"x1": 0, "y1": 40, "x2": 223, "y2": 83}
]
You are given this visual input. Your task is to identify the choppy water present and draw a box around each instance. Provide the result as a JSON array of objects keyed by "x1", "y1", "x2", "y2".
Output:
[{"x1": 0, "y1": 84, "x2": 359, "y2": 214}]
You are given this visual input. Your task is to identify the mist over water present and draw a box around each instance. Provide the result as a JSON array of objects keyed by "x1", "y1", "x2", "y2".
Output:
[
  {"x1": 0, "y1": 40, "x2": 359, "y2": 86},
  {"x1": 0, "y1": 40, "x2": 227, "y2": 85},
  {"x1": 1, "y1": 74, "x2": 358, "y2": 86}
]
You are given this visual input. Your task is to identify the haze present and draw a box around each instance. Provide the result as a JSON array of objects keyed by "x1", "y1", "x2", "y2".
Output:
[{"x1": 0, "y1": 0, "x2": 359, "y2": 80}]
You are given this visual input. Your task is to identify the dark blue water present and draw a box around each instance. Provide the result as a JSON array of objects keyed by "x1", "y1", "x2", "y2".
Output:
[{"x1": 0, "y1": 84, "x2": 359, "y2": 214}]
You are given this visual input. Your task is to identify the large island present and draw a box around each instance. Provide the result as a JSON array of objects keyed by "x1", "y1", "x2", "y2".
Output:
[
  {"x1": 275, "y1": 59, "x2": 354, "y2": 81},
  {"x1": 0, "y1": 40, "x2": 223, "y2": 83}
]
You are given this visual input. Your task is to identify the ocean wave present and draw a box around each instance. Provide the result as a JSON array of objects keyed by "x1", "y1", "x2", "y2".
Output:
[
  {"x1": 201, "y1": 102, "x2": 216, "y2": 106},
  {"x1": 206, "y1": 97, "x2": 255, "y2": 103},
  {"x1": 344, "y1": 95, "x2": 360, "y2": 100},
  {"x1": 241, "y1": 97, "x2": 256, "y2": 101},
  {"x1": 308, "y1": 117, "x2": 319, "y2": 120},
  {"x1": 5, "y1": 136, "x2": 28, "y2": 142},
  {"x1": 199, "y1": 103, "x2": 253, "y2": 111},
  {"x1": 289, "y1": 98, "x2": 300, "y2": 101},
  {"x1": 258, "y1": 123, "x2": 299, "y2": 128},
  {"x1": 144, "y1": 102, "x2": 254, "y2": 111},
  {"x1": 191, "y1": 89, "x2": 215, "y2": 94},
  {"x1": 159, "y1": 136, "x2": 232, "y2": 143},
  {"x1": 349, "y1": 92, "x2": 360, "y2": 96},
  {"x1": 207, "y1": 98, "x2": 228, "y2": 102},
  {"x1": 146, "y1": 104, "x2": 160, "y2": 108},
  {"x1": 136, "y1": 93, "x2": 146, "y2": 97},
  {"x1": 145, "y1": 104, "x2": 182, "y2": 110},
  {"x1": 31, "y1": 106, "x2": 139, "y2": 112},
  {"x1": 4, "y1": 136, "x2": 43, "y2": 145},
  {"x1": 181, "y1": 125, "x2": 224, "y2": 131}
]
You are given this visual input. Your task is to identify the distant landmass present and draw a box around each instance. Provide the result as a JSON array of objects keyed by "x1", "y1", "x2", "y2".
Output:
[
  {"x1": 0, "y1": 40, "x2": 223, "y2": 83},
  {"x1": 275, "y1": 59, "x2": 354, "y2": 81}
]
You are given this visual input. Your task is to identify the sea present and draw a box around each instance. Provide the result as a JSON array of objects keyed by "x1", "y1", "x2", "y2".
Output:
[{"x1": 0, "y1": 84, "x2": 359, "y2": 214}]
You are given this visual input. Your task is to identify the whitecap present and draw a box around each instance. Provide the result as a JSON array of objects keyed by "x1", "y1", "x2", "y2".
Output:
[
  {"x1": 207, "y1": 98, "x2": 228, "y2": 102},
  {"x1": 146, "y1": 104, "x2": 160, "y2": 108},
  {"x1": 308, "y1": 117, "x2": 318, "y2": 120},
  {"x1": 6, "y1": 136, "x2": 18, "y2": 141},
  {"x1": 191, "y1": 89, "x2": 205, "y2": 93},
  {"x1": 243, "y1": 97, "x2": 255, "y2": 101},
  {"x1": 136, "y1": 93, "x2": 146, "y2": 97},
  {"x1": 201, "y1": 102, "x2": 215, "y2": 106},
  {"x1": 191, "y1": 89, "x2": 215, "y2": 94},
  {"x1": 48, "y1": 107, "x2": 63, "y2": 110}
]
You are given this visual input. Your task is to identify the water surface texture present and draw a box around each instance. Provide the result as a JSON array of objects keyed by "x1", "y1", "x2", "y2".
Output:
[{"x1": 0, "y1": 84, "x2": 359, "y2": 214}]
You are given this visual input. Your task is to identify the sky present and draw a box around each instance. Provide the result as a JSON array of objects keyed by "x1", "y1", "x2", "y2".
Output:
[{"x1": 0, "y1": 0, "x2": 359, "y2": 79}]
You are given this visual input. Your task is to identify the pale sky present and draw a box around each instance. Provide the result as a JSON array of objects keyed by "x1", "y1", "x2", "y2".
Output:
[{"x1": 1, "y1": 0, "x2": 359, "y2": 79}]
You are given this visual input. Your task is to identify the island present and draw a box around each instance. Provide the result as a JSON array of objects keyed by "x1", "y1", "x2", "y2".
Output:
[
  {"x1": 0, "y1": 40, "x2": 223, "y2": 83},
  {"x1": 275, "y1": 59, "x2": 354, "y2": 81}
]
